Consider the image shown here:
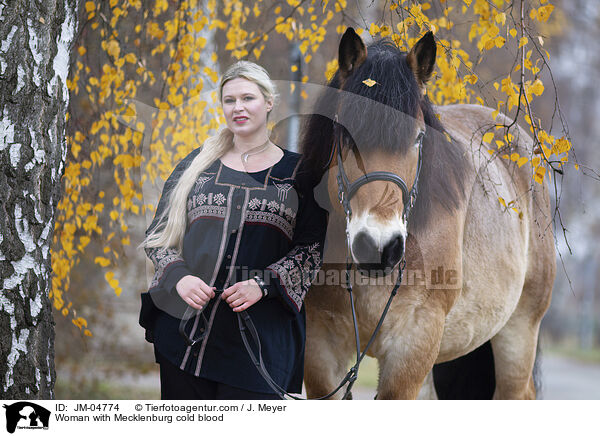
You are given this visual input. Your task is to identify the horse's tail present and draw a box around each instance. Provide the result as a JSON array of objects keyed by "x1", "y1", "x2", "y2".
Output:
[{"x1": 432, "y1": 340, "x2": 496, "y2": 399}]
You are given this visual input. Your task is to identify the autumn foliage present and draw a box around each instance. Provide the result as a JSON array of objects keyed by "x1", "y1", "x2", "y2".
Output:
[{"x1": 55, "y1": 0, "x2": 569, "y2": 335}]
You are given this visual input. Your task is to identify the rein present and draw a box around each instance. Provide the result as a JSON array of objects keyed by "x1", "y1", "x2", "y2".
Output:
[{"x1": 179, "y1": 118, "x2": 424, "y2": 399}]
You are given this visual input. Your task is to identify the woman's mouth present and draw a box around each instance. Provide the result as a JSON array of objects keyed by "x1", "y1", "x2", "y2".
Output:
[{"x1": 233, "y1": 116, "x2": 248, "y2": 124}]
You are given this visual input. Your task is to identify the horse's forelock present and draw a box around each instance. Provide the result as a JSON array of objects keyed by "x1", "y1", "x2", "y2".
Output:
[{"x1": 336, "y1": 40, "x2": 422, "y2": 154}]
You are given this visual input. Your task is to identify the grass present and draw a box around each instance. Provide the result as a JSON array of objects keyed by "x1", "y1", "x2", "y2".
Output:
[
  {"x1": 354, "y1": 356, "x2": 379, "y2": 388},
  {"x1": 544, "y1": 344, "x2": 600, "y2": 364}
]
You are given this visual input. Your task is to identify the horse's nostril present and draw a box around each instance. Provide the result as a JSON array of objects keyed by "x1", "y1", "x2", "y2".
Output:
[
  {"x1": 381, "y1": 234, "x2": 405, "y2": 269},
  {"x1": 351, "y1": 231, "x2": 379, "y2": 264}
]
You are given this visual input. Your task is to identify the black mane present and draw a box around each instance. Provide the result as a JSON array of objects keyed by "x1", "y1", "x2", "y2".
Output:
[{"x1": 297, "y1": 38, "x2": 468, "y2": 233}]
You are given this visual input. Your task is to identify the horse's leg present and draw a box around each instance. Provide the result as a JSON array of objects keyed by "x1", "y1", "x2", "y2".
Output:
[
  {"x1": 492, "y1": 194, "x2": 554, "y2": 400},
  {"x1": 304, "y1": 287, "x2": 355, "y2": 400},
  {"x1": 375, "y1": 310, "x2": 445, "y2": 400},
  {"x1": 490, "y1": 314, "x2": 542, "y2": 399},
  {"x1": 416, "y1": 371, "x2": 438, "y2": 399},
  {"x1": 304, "y1": 321, "x2": 355, "y2": 399}
]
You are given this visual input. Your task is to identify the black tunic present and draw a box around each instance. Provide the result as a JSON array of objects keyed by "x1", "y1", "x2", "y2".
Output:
[{"x1": 139, "y1": 146, "x2": 328, "y2": 394}]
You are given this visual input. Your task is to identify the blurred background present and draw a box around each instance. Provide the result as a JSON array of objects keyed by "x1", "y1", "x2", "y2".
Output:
[{"x1": 54, "y1": 0, "x2": 599, "y2": 399}]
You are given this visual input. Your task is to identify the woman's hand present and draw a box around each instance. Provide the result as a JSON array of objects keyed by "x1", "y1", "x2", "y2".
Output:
[
  {"x1": 221, "y1": 279, "x2": 262, "y2": 312},
  {"x1": 175, "y1": 275, "x2": 216, "y2": 309}
]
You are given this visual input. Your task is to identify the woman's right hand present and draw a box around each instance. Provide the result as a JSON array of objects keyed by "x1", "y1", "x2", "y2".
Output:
[{"x1": 175, "y1": 275, "x2": 216, "y2": 309}]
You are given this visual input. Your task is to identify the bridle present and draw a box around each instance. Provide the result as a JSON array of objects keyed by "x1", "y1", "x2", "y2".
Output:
[
  {"x1": 332, "y1": 115, "x2": 424, "y2": 224},
  {"x1": 321, "y1": 114, "x2": 425, "y2": 398},
  {"x1": 179, "y1": 113, "x2": 426, "y2": 400}
]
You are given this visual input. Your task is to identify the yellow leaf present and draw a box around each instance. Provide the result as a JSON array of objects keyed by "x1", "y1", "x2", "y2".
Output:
[
  {"x1": 106, "y1": 40, "x2": 120, "y2": 59},
  {"x1": 362, "y1": 78, "x2": 377, "y2": 87},
  {"x1": 85, "y1": 1, "x2": 95, "y2": 12},
  {"x1": 529, "y1": 79, "x2": 544, "y2": 96},
  {"x1": 537, "y1": 5, "x2": 554, "y2": 22},
  {"x1": 464, "y1": 74, "x2": 478, "y2": 84},
  {"x1": 519, "y1": 37, "x2": 528, "y2": 48},
  {"x1": 482, "y1": 132, "x2": 494, "y2": 143},
  {"x1": 94, "y1": 256, "x2": 111, "y2": 267},
  {"x1": 509, "y1": 29, "x2": 517, "y2": 38},
  {"x1": 369, "y1": 23, "x2": 380, "y2": 36},
  {"x1": 498, "y1": 197, "x2": 506, "y2": 208},
  {"x1": 517, "y1": 157, "x2": 528, "y2": 167}
]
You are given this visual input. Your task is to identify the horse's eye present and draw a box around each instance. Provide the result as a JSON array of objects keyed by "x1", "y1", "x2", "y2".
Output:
[{"x1": 415, "y1": 131, "x2": 425, "y2": 147}]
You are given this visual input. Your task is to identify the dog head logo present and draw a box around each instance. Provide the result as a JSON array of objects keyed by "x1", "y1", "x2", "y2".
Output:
[{"x1": 3, "y1": 402, "x2": 50, "y2": 433}]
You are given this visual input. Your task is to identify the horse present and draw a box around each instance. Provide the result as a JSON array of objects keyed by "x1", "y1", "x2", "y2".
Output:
[{"x1": 299, "y1": 29, "x2": 556, "y2": 400}]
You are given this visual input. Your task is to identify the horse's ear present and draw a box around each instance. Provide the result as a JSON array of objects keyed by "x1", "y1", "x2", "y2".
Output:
[
  {"x1": 407, "y1": 31, "x2": 436, "y2": 87},
  {"x1": 338, "y1": 27, "x2": 367, "y2": 80}
]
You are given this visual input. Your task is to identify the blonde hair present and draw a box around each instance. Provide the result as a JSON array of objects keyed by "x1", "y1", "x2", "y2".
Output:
[{"x1": 141, "y1": 61, "x2": 278, "y2": 253}]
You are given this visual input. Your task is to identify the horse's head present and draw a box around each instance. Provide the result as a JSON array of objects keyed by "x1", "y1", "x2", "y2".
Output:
[{"x1": 329, "y1": 29, "x2": 436, "y2": 276}]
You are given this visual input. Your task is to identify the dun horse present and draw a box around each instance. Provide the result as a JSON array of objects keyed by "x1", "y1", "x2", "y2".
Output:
[{"x1": 300, "y1": 29, "x2": 555, "y2": 399}]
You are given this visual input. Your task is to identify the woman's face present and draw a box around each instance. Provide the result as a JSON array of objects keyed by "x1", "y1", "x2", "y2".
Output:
[{"x1": 221, "y1": 77, "x2": 272, "y2": 140}]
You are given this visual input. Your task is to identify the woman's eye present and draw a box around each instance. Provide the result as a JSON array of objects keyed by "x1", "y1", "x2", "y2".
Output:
[{"x1": 244, "y1": 96, "x2": 254, "y2": 100}]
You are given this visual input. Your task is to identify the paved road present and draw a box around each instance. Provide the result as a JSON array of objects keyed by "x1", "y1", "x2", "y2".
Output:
[
  {"x1": 349, "y1": 354, "x2": 600, "y2": 400},
  {"x1": 537, "y1": 354, "x2": 600, "y2": 399}
]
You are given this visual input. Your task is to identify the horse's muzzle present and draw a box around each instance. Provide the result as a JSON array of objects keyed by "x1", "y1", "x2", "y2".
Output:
[{"x1": 352, "y1": 231, "x2": 404, "y2": 277}]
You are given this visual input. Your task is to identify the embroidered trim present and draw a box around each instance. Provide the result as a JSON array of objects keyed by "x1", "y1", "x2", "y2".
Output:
[
  {"x1": 245, "y1": 210, "x2": 294, "y2": 240},
  {"x1": 148, "y1": 249, "x2": 185, "y2": 289},
  {"x1": 247, "y1": 197, "x2": 296, "y2": 222},
  {"x1": 273, "y1": 182, "x2": 293, "y2": 201},
  {"x1": 193, "y1": 175, "x2": 214, "y2": 193},
  {"x1": 188, "y1": 204, "x2": 227, "y2": 223},
  {"x1": 267, "y1": 242, "x2": 322, "y2": 311}
]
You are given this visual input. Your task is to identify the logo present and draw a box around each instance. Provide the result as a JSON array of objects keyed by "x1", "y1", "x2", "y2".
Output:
[{"x1": 3, "y1": 402, "x2": 50, "y2": 433}]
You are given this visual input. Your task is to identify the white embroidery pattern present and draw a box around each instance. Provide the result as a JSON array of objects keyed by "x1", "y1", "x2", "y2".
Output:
[
  {"x1": 267, "y1": 200, "x2": 280, "y2": 213},
  {"x1": 248, "y1": 198, "x2": 262, "y2": 210},
  {"x1": 189, "y1": 205, "x2": 227, "y2": 222},
  {"x1": 274, "y1": 182, "x2": 293, "y2": 201},
  {"x1": 245, "y1": 210, "x2": 294, "y2": 240},
  {"x1": 213, "y1": 193, "x2": 226, "y2": 205},
  {"x1": 148, "y1": 248, "x2": 184, "y2": 289},
  {"x1": 268, "y1": 242, "x2": 322, "y2": 311},
  {"x1": 194, "y1": 175, "x2": 213, "y2": 192}
]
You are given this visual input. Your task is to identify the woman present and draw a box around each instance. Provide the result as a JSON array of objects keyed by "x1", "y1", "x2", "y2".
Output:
[{"x1": 139, "y1": 61, "x2": 328, "y2": 400}]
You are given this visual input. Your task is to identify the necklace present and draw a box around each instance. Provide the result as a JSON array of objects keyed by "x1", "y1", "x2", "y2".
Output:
[{"x1": 241, "y1": 139, "x2": 271, "y2": 164}]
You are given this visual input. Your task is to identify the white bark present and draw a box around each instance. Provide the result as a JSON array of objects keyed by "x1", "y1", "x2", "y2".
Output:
[{"x1": 0, "y1": 0, "x2": 78, "y2": 399}]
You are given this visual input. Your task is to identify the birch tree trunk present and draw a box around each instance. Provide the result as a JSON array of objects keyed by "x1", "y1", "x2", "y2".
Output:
[{"x1": 0, "y1": 0, "x2": 77, "y2": 399}]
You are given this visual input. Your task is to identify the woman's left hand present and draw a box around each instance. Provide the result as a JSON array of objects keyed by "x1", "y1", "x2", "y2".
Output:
[{"x1": 222, "y1": 279, "x2": 262, "y2": 312}]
